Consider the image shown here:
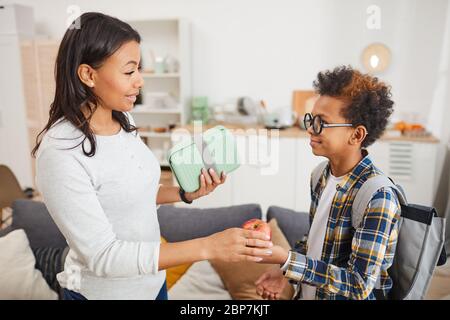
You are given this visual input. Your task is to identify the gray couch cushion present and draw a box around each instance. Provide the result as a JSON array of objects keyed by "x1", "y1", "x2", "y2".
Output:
[
  {"x1": 266, "y1": 206, "x2": 310, "y2": 248},
  {"x1": 11, "y1": 199, "x2": 67, "y2": 249},
  {"x1": 0, "y1": 225, "x2": 12, "y2": 238},
  {"x1": 157, "y1": 204, "x2": 262, "y2": 242},
  {"x1": 33, "y1": 246, "x2": 69, "y2": 299}
]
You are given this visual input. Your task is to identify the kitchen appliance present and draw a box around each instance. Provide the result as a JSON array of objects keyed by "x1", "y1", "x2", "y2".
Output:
[{"x1": 263, "y1": 107, "x2": 297, "y2": 129}]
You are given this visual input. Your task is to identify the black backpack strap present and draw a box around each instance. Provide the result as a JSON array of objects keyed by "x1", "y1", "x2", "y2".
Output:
[
  {"x1": 373, "y1": 289, "x2": 387, "y2": 300},
  {"x1": 437, "y1": 241, "x2": 447, "y2": 266}
]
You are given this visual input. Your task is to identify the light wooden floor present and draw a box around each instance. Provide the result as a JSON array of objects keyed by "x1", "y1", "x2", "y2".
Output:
[{"x1": 426, "y1": 260, "x2": 450, "y2": 300}]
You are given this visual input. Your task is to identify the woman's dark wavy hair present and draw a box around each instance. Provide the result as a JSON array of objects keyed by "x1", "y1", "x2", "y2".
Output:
[
  {"x1": 32, "y1": 12, "x2": 140, "y2": 158},
  {"x1": 312, "y1": 65, "x2": 394, "y2": 148}
]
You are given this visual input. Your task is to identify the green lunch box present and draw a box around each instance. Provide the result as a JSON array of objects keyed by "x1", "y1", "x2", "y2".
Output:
[{"x1": 167, "y1": 126, "x2": 240, "y2": 193}]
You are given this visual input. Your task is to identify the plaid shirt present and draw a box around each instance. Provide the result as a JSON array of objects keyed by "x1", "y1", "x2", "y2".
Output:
[{"x1": 284, "y1": 151, "x2": 401, "y2": 300}]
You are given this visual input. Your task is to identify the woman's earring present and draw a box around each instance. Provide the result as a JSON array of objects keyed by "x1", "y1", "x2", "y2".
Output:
[{"x1": 90, "y1": 82, "x2": 94, "y2": 87}]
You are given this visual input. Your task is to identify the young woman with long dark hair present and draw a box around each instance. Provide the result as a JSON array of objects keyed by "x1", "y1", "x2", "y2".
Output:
[{"x1": 33, "y1": 12, "x2": 272, "y2": 300}]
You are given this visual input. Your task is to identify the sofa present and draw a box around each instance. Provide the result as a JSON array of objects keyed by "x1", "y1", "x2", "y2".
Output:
[{"x1": 0, "y1": 199, "x2": 310, "y2": 300}]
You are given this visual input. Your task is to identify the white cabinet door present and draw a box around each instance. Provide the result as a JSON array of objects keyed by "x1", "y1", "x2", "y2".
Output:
[
  {"x1": 408, "y1": 142, "x2": 437, "y2": 205},
  {"x1": 295, "y1": 138, "x2": 326, "y2": 213},
  {"x1": 368, "y1": 141, "x2": 437, "y2": 206}
]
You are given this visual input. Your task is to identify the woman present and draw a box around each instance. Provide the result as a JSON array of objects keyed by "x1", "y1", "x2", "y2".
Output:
[{"x1": 32, "y1": 12, "x2": 272, "y2": 300}]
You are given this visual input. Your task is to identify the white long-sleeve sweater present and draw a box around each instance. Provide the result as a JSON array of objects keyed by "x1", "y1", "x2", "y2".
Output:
[{"x1": 35, "y1": 113, "x2": 165, "y2": 300}]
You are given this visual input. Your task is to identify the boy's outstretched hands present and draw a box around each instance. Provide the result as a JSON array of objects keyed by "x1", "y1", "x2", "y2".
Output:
[
  {"x1": 255, "y1": 266, "x2": 289, "y2": 300},
  {"x1": 254, "y1": 245, "x2": 290, "y2": 300}
]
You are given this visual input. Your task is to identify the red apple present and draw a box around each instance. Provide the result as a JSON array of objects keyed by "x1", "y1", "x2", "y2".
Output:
[{"x1": 242, "y1": 219, "x2": 272, "y2": 240}]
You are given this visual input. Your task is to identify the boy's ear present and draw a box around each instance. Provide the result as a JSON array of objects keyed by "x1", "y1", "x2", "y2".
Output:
[{"x1": 349, "y1": 125, "x2": 367, "y2": 146}]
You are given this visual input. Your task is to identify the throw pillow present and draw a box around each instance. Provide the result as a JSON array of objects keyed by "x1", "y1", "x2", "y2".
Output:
[
  {"x1": 210, "y1": 219, "x2": 295, "y2": 300},
  {"x1": 161, "y1": 237, "x2": 193, "y2": 289},
  {"x1": 169, "y1": 260, "x2": 232, "y2": 300},
  {"x1": 0, "y1": 229, "x2": 58, "y2": 299}
]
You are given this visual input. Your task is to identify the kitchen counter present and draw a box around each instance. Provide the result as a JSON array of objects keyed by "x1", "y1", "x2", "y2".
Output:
[
  {"x1": 174, "y1": 122, "x2": 440, "y2": 144},
  {"x1": 170, "y1": 121, "x2": 439, "y2": 212}
]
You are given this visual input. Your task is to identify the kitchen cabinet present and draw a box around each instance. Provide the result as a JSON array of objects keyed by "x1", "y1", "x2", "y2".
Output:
[{"x1": 368, "y1": 141, "x2": 437, "y2": 206}]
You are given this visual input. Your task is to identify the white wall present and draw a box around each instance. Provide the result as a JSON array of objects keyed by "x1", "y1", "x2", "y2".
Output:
[
  {"x1": 1, "y1": 0, "x2": 448, "y2": 129},
  {"x1": 429, "y1": 1, "x2": 450, "y2": 213},
  {"x1": 0, "y1": 4, "x2": 34, "y2": 188},
  {"x1": 1, "y1": 0, "x2": 450, "y2": 191}
]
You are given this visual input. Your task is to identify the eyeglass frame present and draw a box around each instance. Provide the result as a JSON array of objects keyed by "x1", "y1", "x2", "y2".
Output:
[{"x1": 303, "y1": 113, "x2": 353, "y2": 134}]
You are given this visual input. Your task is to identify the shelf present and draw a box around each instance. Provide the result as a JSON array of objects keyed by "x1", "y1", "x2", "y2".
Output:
[
  {"x1": 142, "y1": 72, "x2": 180, "y2": 78},
  {"x1": 139, "y1": 131, "x2": 172, "y2": 138},
  {"x1": 125, "y1": 18, "x2": 191, "y2": 127}
]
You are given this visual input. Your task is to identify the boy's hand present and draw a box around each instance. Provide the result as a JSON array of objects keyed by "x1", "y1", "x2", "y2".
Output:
[{"x1": 255, "y1": 267, "x2": 288, "y2": 300}]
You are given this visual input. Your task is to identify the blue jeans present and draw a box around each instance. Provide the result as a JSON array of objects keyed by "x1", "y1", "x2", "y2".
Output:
[
  {"x1": 63, "y1": 288, "x2": 87, "y2": 300},
  {"x1": 155, "y1": 280, "x2": 168, "y2": 300},
  {"x1": 63, "y1": 281, "x2": 168, "y2": 300}
]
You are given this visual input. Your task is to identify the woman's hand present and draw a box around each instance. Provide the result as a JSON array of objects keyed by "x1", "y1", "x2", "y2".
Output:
[
  {"x1": 255, "y1": 245, "x2": 289, "y2": 265},
  {"x1": 204, "y1": 228, "x2": 273, "y2": 263},
  {"x1": 184, "y1": 168, "x2": 226, "y2": 202},
  {"x1": 255, "y1": 267, "x2": 288, "y2": 300}
]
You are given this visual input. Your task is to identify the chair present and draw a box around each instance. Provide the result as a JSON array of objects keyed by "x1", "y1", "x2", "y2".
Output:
[{"x1": 0, "y1": 164, "x2": 27, "y2": 220}]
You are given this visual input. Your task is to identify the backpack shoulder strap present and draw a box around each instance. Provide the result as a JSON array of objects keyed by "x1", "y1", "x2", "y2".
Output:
[
  {"x1": 352, "y1": 175, "x2": 407, "y2": 229},
  {"x1": 311, "y1": 160, "x2": 329, "y2": 191}
]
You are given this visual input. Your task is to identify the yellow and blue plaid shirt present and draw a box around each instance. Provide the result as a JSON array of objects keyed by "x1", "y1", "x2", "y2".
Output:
[{"x1": 284, "y1": 151, "x2": 401, "y2": 300}]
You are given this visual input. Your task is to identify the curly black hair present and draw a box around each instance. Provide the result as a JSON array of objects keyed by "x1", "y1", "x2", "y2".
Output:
[{"x1": 312, "y1": 65, "x2": 394, "y2": 148}]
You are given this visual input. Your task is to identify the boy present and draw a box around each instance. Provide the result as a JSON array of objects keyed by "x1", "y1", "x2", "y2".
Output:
[{"x1": 255, "y1": 66, "x2": 400, "y2": 300}]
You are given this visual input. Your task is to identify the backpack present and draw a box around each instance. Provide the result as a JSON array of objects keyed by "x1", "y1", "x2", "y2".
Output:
[{"x1": 311, "y1": 160, "x2": 447, "y2": 300}]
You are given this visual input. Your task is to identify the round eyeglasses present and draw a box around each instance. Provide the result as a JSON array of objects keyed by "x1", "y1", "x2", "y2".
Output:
[{"x1": 303, "y1": 113, "x2": 353, "y2": 134}]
